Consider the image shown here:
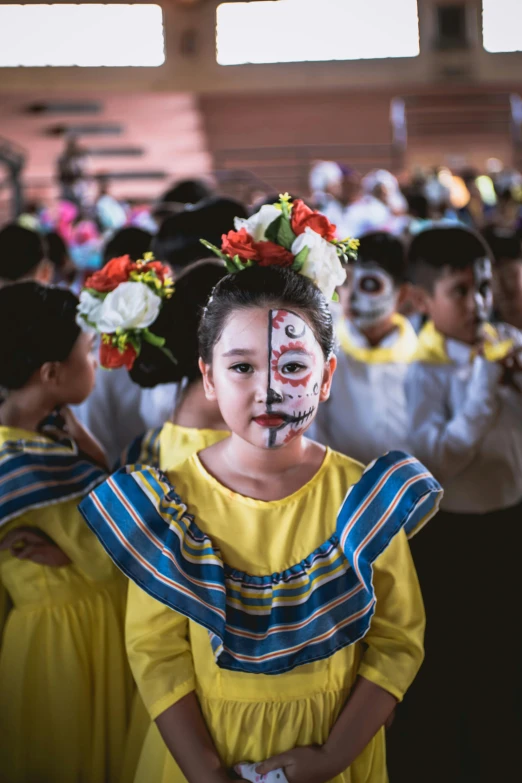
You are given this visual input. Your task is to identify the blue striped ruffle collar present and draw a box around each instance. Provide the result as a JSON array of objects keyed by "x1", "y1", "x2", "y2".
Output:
[
  {"x1": 0, "y1": 433, "x2": 107, "y2": 528},
  {"x1": 80, "y1": 451, "x2": 441, "y2": 675}
]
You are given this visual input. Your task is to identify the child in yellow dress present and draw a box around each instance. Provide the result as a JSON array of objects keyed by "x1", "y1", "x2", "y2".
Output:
[
  {"x1": 0, "y1": 282, "x2": 132, "y2": 783},
  {"x1": 80, "y1": 197, "x2": 442, "y2": 783}
]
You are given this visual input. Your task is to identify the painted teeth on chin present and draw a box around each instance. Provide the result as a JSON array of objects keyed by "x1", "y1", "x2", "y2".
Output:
[{"x1": 290, "y1": 406, "x2": 315, "y2": 426}]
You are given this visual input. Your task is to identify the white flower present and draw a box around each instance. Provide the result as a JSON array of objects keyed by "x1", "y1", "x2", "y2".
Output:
[
  {"x1": 76, "y1": 290, "x2": 104, "y2": 329},
  {"x1": 234, "y1": 204, "x2": 281, "y2": 242},
  {"x1": 291, "y1": 227, "x2": 346, "y2": 300},
  {"x1": 97, "y1": 281, "x2": 162, "y2": 334}
]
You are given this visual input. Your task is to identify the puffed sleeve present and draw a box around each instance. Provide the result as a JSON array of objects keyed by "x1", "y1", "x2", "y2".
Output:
[
  {"x1": 126, "y1": 579, "x2": 196, "y2": 720},
  {"x1": 357, "y1": 529, "x2": 425, "y2": 702}
]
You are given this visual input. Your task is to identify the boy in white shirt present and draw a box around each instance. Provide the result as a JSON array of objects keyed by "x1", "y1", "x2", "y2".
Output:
[
  {"x1": 388, "y1": 224, "x2": 522, "y2": 783},
  {"x1": 310, "y1": 232, "x2": 417, "y2": 464}
]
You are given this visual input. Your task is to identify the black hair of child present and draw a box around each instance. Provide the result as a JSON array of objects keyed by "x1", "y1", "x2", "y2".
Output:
[
  {"x1": 0, "y1": 282, "x2": 80, "y2": 390},
  {"x1": 355, "y1": 232, "x2": 408, "y2": 286},
  {"x1": 0, "y1": 223, "x2": 45, "y2": 282},
  {"x1": 482, "y1": 226, "x2": 522, "y2": 265},
  {"x1": 151, "y1": 197, "x2": 248, "y2": 271},
  {"x1": 198, "y1": 265, "x2": 334, "y2": 365},
  {"x1": 408, "y1": 224, "x2": 493, "y2": 293},
  {"x1": 45, "y1": 231, "x2": 68, "y2": 271},
  {"x1": 159, "y1": 179, "x2": 214, "y2": 208},
  {"x1": 129, "y1": 260, "x2": 227, "y2": 388},
  {"x1": 103, "y1": 227, "x2": 153, "y2": 266}
]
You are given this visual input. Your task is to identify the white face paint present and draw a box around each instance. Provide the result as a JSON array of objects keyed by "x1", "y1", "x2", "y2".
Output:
[
  {"x1": 473, "y1": 257, "x2": 493, "y2": 325},
  {"x1": 349, "y1": 264, "x2": 397, "y2": 330},
  {"x1": 256, "y1": 309, "x2": 324, "y2": 449}
]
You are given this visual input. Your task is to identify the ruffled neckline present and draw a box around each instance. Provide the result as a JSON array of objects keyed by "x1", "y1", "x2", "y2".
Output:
[{"x1": 80, "y1": 451, "x2": 442, "y2": 675}]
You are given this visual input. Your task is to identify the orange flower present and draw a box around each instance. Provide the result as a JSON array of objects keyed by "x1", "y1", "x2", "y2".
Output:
[
  {"x1": 291, "y1": 199, "x2": 336, "y2": 241},
  {"x1": 100, "y1": 340, "x2": 137, "y2": 370},
  {"x1": 222, "y1": 228, "x2": 259, "y2": 263},
  {"x1": 85, "y1": 255, "x2": 134, "y2": 293}
]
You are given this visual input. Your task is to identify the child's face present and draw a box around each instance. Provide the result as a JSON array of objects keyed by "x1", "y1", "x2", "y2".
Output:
[
  {"x1": 340, "y1": 263, "x2": 399, "y2": 331},
  {"x1": 493, "y1": 259, "x2": 522, "y2": 329},
  {"x1": 56, "y1": 331, "x2": 97, "y2": 405},
  {"x1": 419, "y1": 261, "x2": 493, "y2": 345},
  {"x1": 200, "y1": 306, "x2": 335, "y2": 450}
]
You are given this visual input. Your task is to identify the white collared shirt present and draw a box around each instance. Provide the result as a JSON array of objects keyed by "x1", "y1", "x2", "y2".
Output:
[
  {"x1": 72, "y1": 368, "x2": 178, "y2": 468},
  {"x1": 406, "y1": 324, "x2": 522, "y2": 513},
  {"x1": 310, "y1": 318, "x2": 416, "y2": 465}
]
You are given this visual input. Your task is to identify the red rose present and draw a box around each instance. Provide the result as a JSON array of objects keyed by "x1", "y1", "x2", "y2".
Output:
[
  {"x1": 85, "y1": 255, "x2": 134, "y2": 293},
  {"x1": 254, "y1": 240, "x2": 294, "y2": 268},
  {"x1": 291, "y1": 199, "x2": 336, "y2": 241},
  {"x1": 221, "y1": 228, "x2": 259, "y2": 263},
  {"x1": 100, "y1": 341, "x2": 137, "y2": 370}
]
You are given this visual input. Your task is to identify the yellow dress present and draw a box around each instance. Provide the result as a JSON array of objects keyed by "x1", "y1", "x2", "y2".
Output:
[
  {"x1": 0, "y1": 426, "x2": 133, "y2": 783},
  {"x1": 119, "y1": 422, "x2": 230, "y2": 783},
  {"x1": 121, "y1": 449, "x2": 427, "y2": 783}
]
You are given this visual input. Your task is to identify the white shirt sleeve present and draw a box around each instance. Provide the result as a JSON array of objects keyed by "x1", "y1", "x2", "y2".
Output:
[{"x1": 406, "y1": 359, "x2": 502, "y2": 483}]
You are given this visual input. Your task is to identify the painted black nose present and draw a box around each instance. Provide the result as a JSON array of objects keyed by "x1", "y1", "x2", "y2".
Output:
[{"x1": 266, "y1": 388, "x2": 283, "y2": 405}]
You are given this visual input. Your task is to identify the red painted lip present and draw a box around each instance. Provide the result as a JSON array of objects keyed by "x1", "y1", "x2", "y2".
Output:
[{"x1": 253, "y1": 414, "x2": 286, "y2": 428}]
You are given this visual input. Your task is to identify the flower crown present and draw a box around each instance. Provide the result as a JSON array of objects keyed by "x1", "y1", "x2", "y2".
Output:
[
  {"x1": 201, "y1": 193, "x2": 358, "y2": 300},
  {"x1": 77, "y1": 252, "x2": 175, "y2": 370}
]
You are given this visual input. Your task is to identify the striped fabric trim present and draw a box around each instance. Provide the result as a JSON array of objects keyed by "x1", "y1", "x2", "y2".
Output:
[
  {"x1": 116, "y1": 427, "x2": 162, "y2": 471},
  {"x1": 0, "y1": 436, "x2": 107, "y2": 528},
  {"x1": 80, "y1": 451, "x2": 442, "y2": 675}
]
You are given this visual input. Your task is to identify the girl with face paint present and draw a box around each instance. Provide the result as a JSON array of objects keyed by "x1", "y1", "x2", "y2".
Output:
[
  {"x1": 310, "y1": 232, "x2": 418, "y2": 466},
  {"x1": 80, "y1": 201, "x2": 442, "y2": 783}
]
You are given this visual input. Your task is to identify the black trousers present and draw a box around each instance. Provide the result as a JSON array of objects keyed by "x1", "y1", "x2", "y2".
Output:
[{"x1": 386, "y1": 503, "x2": 522, "y2": 782}]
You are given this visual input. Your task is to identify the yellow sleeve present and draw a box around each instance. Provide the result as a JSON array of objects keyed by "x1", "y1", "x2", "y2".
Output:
[
  {"x1": 357, "y1": 529, "x2": 425, "y2": 702},
  {"x1": 126, "y1": 580, "x2": 196, "y2": 720}
]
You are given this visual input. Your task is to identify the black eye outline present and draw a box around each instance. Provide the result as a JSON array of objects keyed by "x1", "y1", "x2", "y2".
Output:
[
  {"x1": 230, "y1": 363, "x2": 253, "y2": 374},
  {"x1": 281, "y1": 361, "x2": 308, "y2": 374},
  {"x1": 358, "y1": 274, "x2": 385, "y2": 295}
]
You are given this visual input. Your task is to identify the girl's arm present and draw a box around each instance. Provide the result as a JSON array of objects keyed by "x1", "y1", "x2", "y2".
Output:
[
  {"x1": 156, "y1": 693, "x2": 234, "y2": 783},
  {"x1": 258, "y1": 677, "x2": 395, "y2": 782},
  {"x1": 126, "y1": 581, "x2": 237, "y2": 783},
  {"x1": 259, "y1": 530, "x2": 425, "y2": 783}
]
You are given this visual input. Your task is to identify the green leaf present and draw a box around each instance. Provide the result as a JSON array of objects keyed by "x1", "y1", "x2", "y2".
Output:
[
  {"x1": 199, "y1": 238, "x2": 228, "y2": 261},
  {"x1": 264, "y1": 216, "x2": 282, "y2": 244},
  {"x1": 158, "y1": 344, "x2": 178, "y2": 365},
  {"x1": 331, "y1": 291, "x2": 340, "y2": 303},
  {"x1": 83, "y1": 287, "x2": 105, "y2": 298},
  {"x1": 224, "y1": 258, "x2": 239, "y2": 274},
  {"x1": 128, "y1": 334, "x2": 142, "y2": 354},
  {"x1": 291, "y1": 246, "x2": 309, "y2": 272},
  {"x1": 277, "y1": 216, "x2": 297, "y2": 251},
  {"x1": 142, "y1": 329, "x2": 166, "y2": 348}
]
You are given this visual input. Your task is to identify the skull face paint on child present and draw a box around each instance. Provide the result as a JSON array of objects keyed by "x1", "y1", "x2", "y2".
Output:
[
  {"x1": 349, "y1": 264, "x2": 397, "y2": 330},
  {"x1": 473, "y1": 258, "x2": 493, "y2": 326},
  {"x1": 254, "y1": 309, "x2": 323, "y2": 448}
]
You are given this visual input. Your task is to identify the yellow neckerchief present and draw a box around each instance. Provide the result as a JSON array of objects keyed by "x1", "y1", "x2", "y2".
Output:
[
  {"x1": 414, "y1": 321, "x2": 514, "y2": 364},
  {"x1": 336, "y1": 313, "x2": 418, "y2": 364}
]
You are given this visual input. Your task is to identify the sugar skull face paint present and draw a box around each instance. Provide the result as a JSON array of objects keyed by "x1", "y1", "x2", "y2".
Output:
[
  {"x1": 202, "y1": 306, "x2": 331, "y2": 452},
  {"x1": 473, "y1": 257, "x2": 493, "y2": 325},
  {"x1": 257, "y1": 309, "x2": 324, "y2": 448},
  {"x1": 349, "y1": 264, "x2": 397, "y2": 330}
]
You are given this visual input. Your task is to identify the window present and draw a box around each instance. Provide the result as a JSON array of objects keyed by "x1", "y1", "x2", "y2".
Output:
[
  {"x1": 0, "y1": 4, "x2": 164, "y2": 67},
  {"x1": 482, "y1": 0, "x2": 522, "y2": 53},
  {"x1": 216, "y1": 0, "x2": 419, "y2": 65}
]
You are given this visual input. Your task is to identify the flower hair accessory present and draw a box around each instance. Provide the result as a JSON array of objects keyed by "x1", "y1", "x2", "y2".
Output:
[
  {"x1": 201, "y1": 193, "x2": 359, "y2": 300},
  {"x1": 77, "y1": 252, "x2": 175, "y2": 370}
]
